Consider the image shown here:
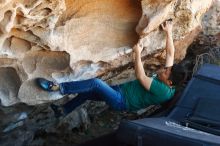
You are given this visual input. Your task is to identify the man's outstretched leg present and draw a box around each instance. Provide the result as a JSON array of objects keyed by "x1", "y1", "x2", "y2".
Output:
[
  {"x1": 36, "y1": 78, "x2": 127, "y2": 117},
  {"x1": 50, "y1": 92, "x2": 100, "y2": 118},
  {"x1": 61, "y1": 85, "x2": 125, "y2": 114},
  {"x1": 37, "y1": 78, "x2": 120, "y2": 96}
]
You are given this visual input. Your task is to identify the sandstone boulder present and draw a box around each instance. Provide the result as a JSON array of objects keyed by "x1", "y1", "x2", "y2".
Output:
[
  {"x1": 0, "y1": 0, "x2": 213, "y2": 105},
  {"x1": 202, "y1": 0, "x2": 220, "y2": 35},
  {"x1": 0, "y1": 67, "x2": 21, "y2": 106},
  {"x1": 18, "y1": 79, "x2": 63, "y2": 105}
]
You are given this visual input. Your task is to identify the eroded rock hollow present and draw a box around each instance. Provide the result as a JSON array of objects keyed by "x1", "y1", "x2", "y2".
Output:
[{"x1": 0, "y1": 0, "x2": 213, "y2": 106}]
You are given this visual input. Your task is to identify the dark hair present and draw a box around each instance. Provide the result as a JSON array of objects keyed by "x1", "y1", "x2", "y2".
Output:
[{"x1": 169, "y1": 64, "x2": 188, "y2": 86}]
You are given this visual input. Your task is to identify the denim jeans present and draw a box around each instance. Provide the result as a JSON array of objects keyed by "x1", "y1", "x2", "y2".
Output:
[{"x1": 59, "y1": 78, "x2": 126, "y2": 114}]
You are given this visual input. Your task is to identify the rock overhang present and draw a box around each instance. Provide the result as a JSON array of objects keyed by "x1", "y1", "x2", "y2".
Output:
[{"x1": 0, "y1": 0, "x2": 213, "y2": 105}]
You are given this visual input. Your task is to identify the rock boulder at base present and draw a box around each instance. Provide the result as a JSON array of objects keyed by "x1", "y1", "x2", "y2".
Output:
[{"x1": 0, "y1": 67, "x2": 21, "y2": 106}]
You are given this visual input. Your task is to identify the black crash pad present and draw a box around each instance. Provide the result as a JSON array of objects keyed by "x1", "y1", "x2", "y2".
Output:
[{"x1": 117, "y1": 64, "x2": 220, "y2": 146}]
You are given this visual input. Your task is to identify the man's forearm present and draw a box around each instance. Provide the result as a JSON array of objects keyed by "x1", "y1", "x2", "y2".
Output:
[
  {"x1": 165, "y1": 30, "x2": 175, "y2": 67},
  {"x1": 165, "y1": 31, "x2": 175, "y2": 57},
  {"x1": 133, "y1": 44, "x2": 152, "y2": 90},
  {"x1": 134, "y1": 52, "x2": 145, "y2": 80}
]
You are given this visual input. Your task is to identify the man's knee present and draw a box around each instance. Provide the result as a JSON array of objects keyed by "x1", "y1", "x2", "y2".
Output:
[{"x1": 92, "y1": 78, "x2": 103, "y2": 86}]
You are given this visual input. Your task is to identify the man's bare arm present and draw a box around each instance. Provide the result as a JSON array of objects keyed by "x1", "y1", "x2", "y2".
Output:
[
  {"x1": 133, "y1": 43, "x2": 152, "y2": 90},
  {"x1": 162, "y1": 21, "x2": 175, "y2": 67}
]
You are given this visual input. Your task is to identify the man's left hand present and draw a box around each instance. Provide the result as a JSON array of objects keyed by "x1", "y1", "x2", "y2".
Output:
[{"x1": 133, "y1": 42, "x2": 143, "y2": 54}]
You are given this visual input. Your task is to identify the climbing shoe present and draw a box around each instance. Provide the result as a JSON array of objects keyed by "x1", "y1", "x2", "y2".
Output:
[
  {"x1": 50, "y1": 104, "x2": 65, "y2": 118},
  {"x1": 36, "y1": 78, "x2": 59, "y2": 92}
]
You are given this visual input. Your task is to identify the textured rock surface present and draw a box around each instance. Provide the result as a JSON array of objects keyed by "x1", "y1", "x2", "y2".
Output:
[
  {"x1": 0, "y1": 1, "x2": 219, "y2": 146},
  {"x1": 0, "y1": 67, "x2": 21, "y2": 105},
  {"x1": 0, "y1": 0, "x2": 213, "y2": 106},
  {"x1": 202, "y1": 0, "x2": 220, "y2": 35}
]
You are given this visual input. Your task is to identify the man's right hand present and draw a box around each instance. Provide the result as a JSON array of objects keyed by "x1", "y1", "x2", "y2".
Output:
[{"x1": 161, "y1": 20, "x2": 173, "y2": 34}]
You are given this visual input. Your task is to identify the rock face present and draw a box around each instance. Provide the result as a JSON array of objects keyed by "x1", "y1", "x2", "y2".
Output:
[
  {"x1": 202, "y1": 0, "x2": 220, "y2": 35},
  {"x1": 0, "y1": 0, "x2": 213, "y2": 106}
]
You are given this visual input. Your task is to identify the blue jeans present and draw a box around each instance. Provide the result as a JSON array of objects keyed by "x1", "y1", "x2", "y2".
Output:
[{"x1": 59, "y1": 78, "x2": 126, "y2": 114}]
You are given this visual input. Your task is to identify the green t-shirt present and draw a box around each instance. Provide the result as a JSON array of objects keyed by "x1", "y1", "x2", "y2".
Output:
[{"x1": 119, "y1": 78, "x2": 175, "y2": 111}]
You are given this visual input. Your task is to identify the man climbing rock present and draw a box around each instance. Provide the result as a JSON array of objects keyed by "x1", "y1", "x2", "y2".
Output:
[{"x1": 36, "y1": 20, "x2": 182, "y2": 118}]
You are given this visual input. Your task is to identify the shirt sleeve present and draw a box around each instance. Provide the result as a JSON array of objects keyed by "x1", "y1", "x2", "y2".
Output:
[{"x1": 149, "y1": 78, "x2": 175, "y2": 100}]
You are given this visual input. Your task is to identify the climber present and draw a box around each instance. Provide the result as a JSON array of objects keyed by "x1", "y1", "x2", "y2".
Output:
[{"x1": 36, "y1": 20, "x2": 183, "y2": 118}]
